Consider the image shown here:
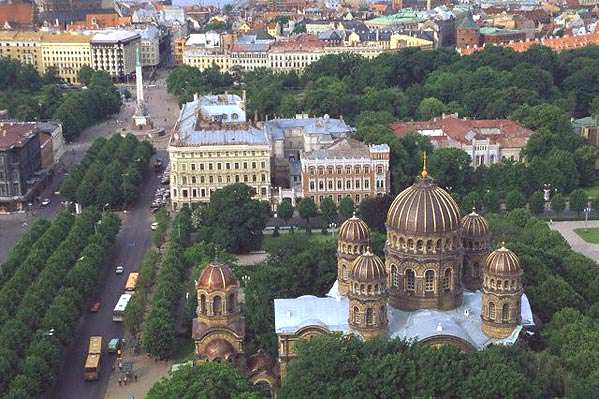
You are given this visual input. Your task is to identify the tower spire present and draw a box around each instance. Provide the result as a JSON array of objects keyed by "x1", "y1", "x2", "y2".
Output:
[{"x1": 421, "y1": 152, "x2": 428, "y2": 178}]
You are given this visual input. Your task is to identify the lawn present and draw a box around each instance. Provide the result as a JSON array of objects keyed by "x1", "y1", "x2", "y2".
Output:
[
  {"x1": 574, "y1": 228, "x2": 599, "y2": 244},
  {"x1": 584, "y1": 186, "x2": 599, "y2": 200},
  {"x1": 263, "y1": 230, "x2": 335, "y2": 248}
]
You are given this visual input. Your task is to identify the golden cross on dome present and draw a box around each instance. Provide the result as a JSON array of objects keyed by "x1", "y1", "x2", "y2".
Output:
[{"x1": 421, "y1": 152, "x2": 428, "y2": 178}]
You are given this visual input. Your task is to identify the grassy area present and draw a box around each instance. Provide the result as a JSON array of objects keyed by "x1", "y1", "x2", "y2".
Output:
[
  {"x1": 263, "y1": 230, "x2": 335, "y2": 248},
  {"x1": 584, "y1": 186, "x2": 599, "y2": 200},
  {"x1": 574, "y1": 228, "x2": 599, "y2": 244}
]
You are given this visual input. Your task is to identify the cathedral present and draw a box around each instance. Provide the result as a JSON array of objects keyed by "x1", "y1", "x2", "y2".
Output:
[
  {"x1": 191, "y1": 164, "x2": 534, "y2": 391},
  {"x1": 274, "y1": 164, "x2": 534, "y2": 375}
]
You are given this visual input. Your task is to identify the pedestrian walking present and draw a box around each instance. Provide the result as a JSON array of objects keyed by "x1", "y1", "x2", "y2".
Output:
[
  {"x1": 134, "y1": 374, "x2": 138, "y2": 382},
  {"x1": 118, "y1": 378, "x2": 122, "y2": 386}
]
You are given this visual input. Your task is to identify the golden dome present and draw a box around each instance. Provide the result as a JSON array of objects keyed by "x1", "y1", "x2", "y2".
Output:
[
  {"x1": 462, "y1": 209, "x2": 489, "y2": 238},
  {"x1": 197, "y1": 262, "x2": 239, "y2": 291},
  {"x1": 204, "y1": 338, "x2": 235, "y2": 361},
  {"x1": 351, "y1": 249, "x2": 386, "y2": 283},
  {"x1": 386, "y1": 177, "x2": 461, "y2": 235},
  {"x1": 486, "y1": 245, "x2": 521, "y2": 275},
  {"x1": 338, "y1": 213, "x2": 370, "y2": 243}
]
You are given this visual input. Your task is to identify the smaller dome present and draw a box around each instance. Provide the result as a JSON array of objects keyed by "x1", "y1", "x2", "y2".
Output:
[
  {"x1": 204, "y1": 338, "x2": 235, "y2": 361},
  {"x1": 462, "y1": 209, "x2": 489, "y2": 238},
  {"x1": 338, "y1": 213, "x2": 370, "y2": 243},
  {"x1": 247, "y1": 350, "x2": 275, "y2": 374},
  {"x1": 486, "y1": 245, "x2": 521, "y2": 275},
  {"x1": 351, "y1": 248, "x2": 386, "y2": 282},
  {"x1": 197, "y1": 262, "x2": 239, "y2": 291}
]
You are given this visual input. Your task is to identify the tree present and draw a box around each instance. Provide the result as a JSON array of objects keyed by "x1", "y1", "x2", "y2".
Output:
[
  {"x1": 417, "y1": 97, "x2": 446, "y2": 120},
  {"x1": 198, "y1": 184, "x2": 270, "y2": 253},
  {"x1": 147, "y1": 363, "x2": 258, "y2": 399},
  {"x1": 552, "y1": 193, "x2": 566, "y2": 214},
  {"x1": 358, "y1": 195, "x2": 392, "y2": 232},
  {"x1": 78, "y1": 66, "x2": 94, "y2": 86},
  {"x1": 319, "y1": 197, "x2": 337, "y2": 225},
  {"x1": 569, "y1": 189, "x2": 588, "y2": 217},
  {"x1": 338, "y1": 196, "x2": 355, "y2": 221},
  {"x1": 297, "y1": 198, "x2": 317, "y2": 233},
  {"x1": 529, "y1": 192, "x2": 546, "y2": 215},
  {"x1": 506, "y1": 190, "x2": 526, "y2": 211},
  {"x1": 428, "y1": 148, "x2": 473, "y2": 196},
  {"x1": 462, "y1": 192, "x2": 483, "y2": 212},
  {"x1": 277, "y1": 199, "x2": 294, "y2": 227}
]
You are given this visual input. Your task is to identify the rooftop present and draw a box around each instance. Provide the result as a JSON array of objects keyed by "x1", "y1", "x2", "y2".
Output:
[
  {"x1": 274, "y1": 280, "x2": 534, "y2": 349},
  {"x1": 265, "y1": 115, "x2": 353, "y2": 140},
  {"x1": 390, "y1": 115, "x2": 533, "y2": 148},
  {"x1": 0, "y1": 122, "x2": 38, "y2": 151},
  {"x1": 303, "y1": 137, "x2": 389, "y2": 160},
  {"x1": 91, "y1": 30, "x2": 140, "y2": 44}
]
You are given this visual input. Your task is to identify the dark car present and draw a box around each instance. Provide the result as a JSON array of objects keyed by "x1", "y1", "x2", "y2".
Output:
[{"x1": 90, "y1": 302, "x2": 101, "y2": 313}]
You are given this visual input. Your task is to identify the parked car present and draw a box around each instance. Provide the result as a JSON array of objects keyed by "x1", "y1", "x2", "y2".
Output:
[
  {"x1": 41, "y1": 198, "x2": 51, "y2": 206},
  {"x1": 151, "y1": 222, "x2": 159, "y2": 230},
  {"x1": 108, "y1": 337, "x2": 121, "y2": 353},
  {"x1": 115, "y1": 265, "x2": 125, "y2": 274},
  {"x1": 90, "y1": 302, "x2": 101, "y2": 313}
]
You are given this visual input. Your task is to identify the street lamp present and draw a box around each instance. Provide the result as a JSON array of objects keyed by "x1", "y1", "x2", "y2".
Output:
[
  {"x1": 103, "y1": 203, "x2": 110, "y2": 212},
  {"x1": 584, "y1": 205, "x2": 592, "y2": 230},
  {"x1": 329, "y1": 222, "x2": 337, "y2": 237}
]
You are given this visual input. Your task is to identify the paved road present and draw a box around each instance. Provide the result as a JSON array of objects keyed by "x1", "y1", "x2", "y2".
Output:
[
  {"x1": 549, "y1": 220, "x2": 599, "y2": 261},
  {"x1": 50, "y1": 153, "x2": 166, "y2": 399}
]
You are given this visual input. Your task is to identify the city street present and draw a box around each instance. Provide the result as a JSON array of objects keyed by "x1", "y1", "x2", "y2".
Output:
[{"x1": 50, "y1": 153, "x2": 165, "y2": 399}]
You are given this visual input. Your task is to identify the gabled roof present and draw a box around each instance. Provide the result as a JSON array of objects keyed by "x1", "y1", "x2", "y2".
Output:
[{"x1": 457, "y1": 13, "x2": 479, "y2": 30}]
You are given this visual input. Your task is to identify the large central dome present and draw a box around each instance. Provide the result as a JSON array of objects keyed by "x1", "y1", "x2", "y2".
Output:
[{"x1": 386, "y1": 177, "x2": 461, "y2": 235}]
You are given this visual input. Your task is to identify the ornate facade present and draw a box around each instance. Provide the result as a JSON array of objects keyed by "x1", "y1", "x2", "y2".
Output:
[
  {"x1": 348, "y1": 249, "x2": 388, "y2": 340},
  {"x1": 481, "y1": 245, "x2": 523, "y2": 339},
  {"x1": 336, "y1": 213, "x2": 370, "y2": 296},
  {"x1": 462, "y1": 210, "x2": 491, "y2": 290},
  {"x1": 385, "y1": 168, "x2": 463, "y2": 311}
]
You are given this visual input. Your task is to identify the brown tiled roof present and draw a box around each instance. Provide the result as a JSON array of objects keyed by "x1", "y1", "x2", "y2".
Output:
[
  {"x1": 0, "y1": 4, "x2": 33, "y2": 26},
  {"x1": 0, "y1": 122, "x2": 37, "y2": 151},
  {"x1": 389, "y1": 115, "x2": 533, "y2": 148},
  {"x1": 270, "y1": 33, "x2": 326, "y2": 52},
  {"x1": 459, "y1": 31, "x2": 599, "y2": 55}
]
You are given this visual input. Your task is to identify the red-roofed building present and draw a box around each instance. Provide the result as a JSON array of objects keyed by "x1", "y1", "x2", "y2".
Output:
[
  {"x1": 0, "y1": 3, "x2": 35, "y2": 30},
  {"x1": 390, "y1": 114, "x2": 533, "y2": 167}
]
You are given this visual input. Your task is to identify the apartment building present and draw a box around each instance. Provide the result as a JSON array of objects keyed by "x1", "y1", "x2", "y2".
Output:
[
  {"x1": 41, "y1": 33, "x2": 91, "y2": 84},
  {"x1": 300, "y1": 138, "x2": 390, "y2": 206},
  {"x1": 0, "y1": 31, "x2": 43, "y2": 71},
  {"x1": 90, "y1": 31, "x2": 140, "y2": 79},
  {"x1": 168, "y1": 94, "x2": 272, "y2": 209}
]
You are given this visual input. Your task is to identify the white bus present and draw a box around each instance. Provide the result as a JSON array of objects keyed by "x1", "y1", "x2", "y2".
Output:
[{"x1": 112, "y1": 293, "x2": 132, "y2": 322}]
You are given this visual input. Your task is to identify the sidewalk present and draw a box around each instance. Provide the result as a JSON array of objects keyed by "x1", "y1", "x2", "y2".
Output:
[
  {"x1": 549, "y1": 220, "x2": 599, "y2": 261},
  {"x1": 104, "y1": 353, "x2": 172, "y2": 399}
]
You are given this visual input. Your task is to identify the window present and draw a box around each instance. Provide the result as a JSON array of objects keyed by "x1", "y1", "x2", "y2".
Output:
[
  {"x1": 443, "y1": 269, "x2": 451, "y2": 291},
  {"x1": 425, "y1": 270, "x2": 434, "y2": 292},
  {"x1": 182, "y1": 189, "x2": 188, "y2": 198},
  {"x1": 366, "y1": 308, "x2": 373, "y2": 326},
  {"x1": 489, "y1": 302, "x2": 496, "y2": 320},
  {"x1": 200, "y1": 294, "x2": 206, "y2": 314},
  {"x1": 406, "y1": 269, "x2": 415, "y2": 291},
  {"x1": 310, "y1": 181, "x2": 315, "y2": 191},
  {"x1": 191, "y1": 176, "x2": 196, "y2": 184},
  {"x1": 391, "y1": 265, "x2": 399, "y2": 287},
  {"x1": 502, "y1": 304, "x2": 509, "y2": 322},
  {"x1": 208, "y1": 163, "x2": 213, "y2": 170},
  {"x1": 353, "y1": 306, "x2": 360, "y2": 323},
  {"x1": 191, "y1": 163, "x2": 196, "y2": 171},
  {"x1": 337, "y1": 181, "x2": 342, "y2": 189},
  {"x1": 213, "y1": 296, "x2": 222, "y2": 316}
]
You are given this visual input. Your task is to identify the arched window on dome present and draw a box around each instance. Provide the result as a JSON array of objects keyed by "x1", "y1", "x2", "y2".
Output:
[
  {"x1": 213, "y1": 296, "x2": 222, "y2": 316},
  {"x1": 436, "y1": 239, "x2": 442, "y2": 252},
  {"x1": 425, "y1": 270, "x2": 434, "y2": 292},
  {"x1": 342, "y1": 264, "x2": 348, "y2": 280},
  {"x1": 408, "y1": 239, "x2": 414, "y2": 250},
  {"x1": 511, "y1": 280, "x2": 516, "y2": 289},
  {"x1": 391, "y1": 265, "x2": 399, "y2": 288},
  {"x1": 504, "y1": 280, "x2": 509, "y2": 290},
  {"x1": 200, "y1": 294, "x2": 206, "y2": 314},
  {"x1": 444, "y1": 239, "x2": 450, "y2": 250},
  {"x1": 502, "y1": 304, "x2": 510, "y2": 322},
  {"x1": 491, "y1": 279, "x2": 495, "y2": 289},
  {"x1": 353, "y1": 306, "x2": 360, "y2": 324},
  {"x1": 360, "y1": 284, "x2": 365, "y2": 294},
  {"x1": 426, "y1": 240, "x2": 433, "y2": 252},
  {"x1": 227, "y1": 293, "x2": 235, "y2": 314},
  {"x1": 417, "y1": 240, "x2": 423, "y2": 251},
  {"x1": 366, "y1": 308, "x2": 373, "y2": 326},
  {"x1": 406, "y1": 269, "x2": 415, "y2": 291},
  {"x1": 374, "y1": 283, "x2": 379, "y2": 293},
  {"x1": 367, "y1": 285, "x2": 372, "y2": 294},
  {"x1": 443, "y1": 268, "x2": 452, "y2": 292},
  {"x1": 489, "y1": 302, "x2": 496, "y2": 320},
  {"x1": 399, "y1": 237, "x2": 405, "y2": 249}
]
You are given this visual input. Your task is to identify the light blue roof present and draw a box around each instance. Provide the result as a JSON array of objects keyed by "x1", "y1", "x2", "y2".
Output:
[
  {"x1": 265, "y1": 117, "x2": 353, "y2": 140},
  {"x1": 274, "y1": 281, "x2": 534, "y2": 349}
]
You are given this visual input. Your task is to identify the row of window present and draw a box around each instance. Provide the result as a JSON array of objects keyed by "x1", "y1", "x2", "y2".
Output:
[
  {"x1": 177, "y1": 160, "x2": 267, "y2": 172},
  {"x1": 174, "y1": 151, "x2": 268, "y2": 158},
  {"x1": 487, "y1": 302, "x2": 512, "y2": 323},
  {"x1": 352, "y1": 305, "x2": 386, "y2": 326},
  {"x1": 198, "y1": 293, "x2": 235, "y2": 316},
  {"x1": 388, "y1": 235, "x2": 460, "y2": 253},
  {"x1": 174, "y1": 173, "x2": 268, "y2": 185},
  {"x1": 308, "y1": 165, "x2": 385, "y2": 175},
  {"x1": 309, "y1": 178, "x2": 371, "y2": 192},
  {"x1": 389, "y1": 267, "x2": 454, "y2": 292},
  {"x1": 485, "y1": 277, "x2": 520, "y2": 291},
  {"x1": 311, "y1": 193, "x2": 366, "y2": 203},
  {"x1": 173, "y1": 186, "x2": 268, "y2": 199}
]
